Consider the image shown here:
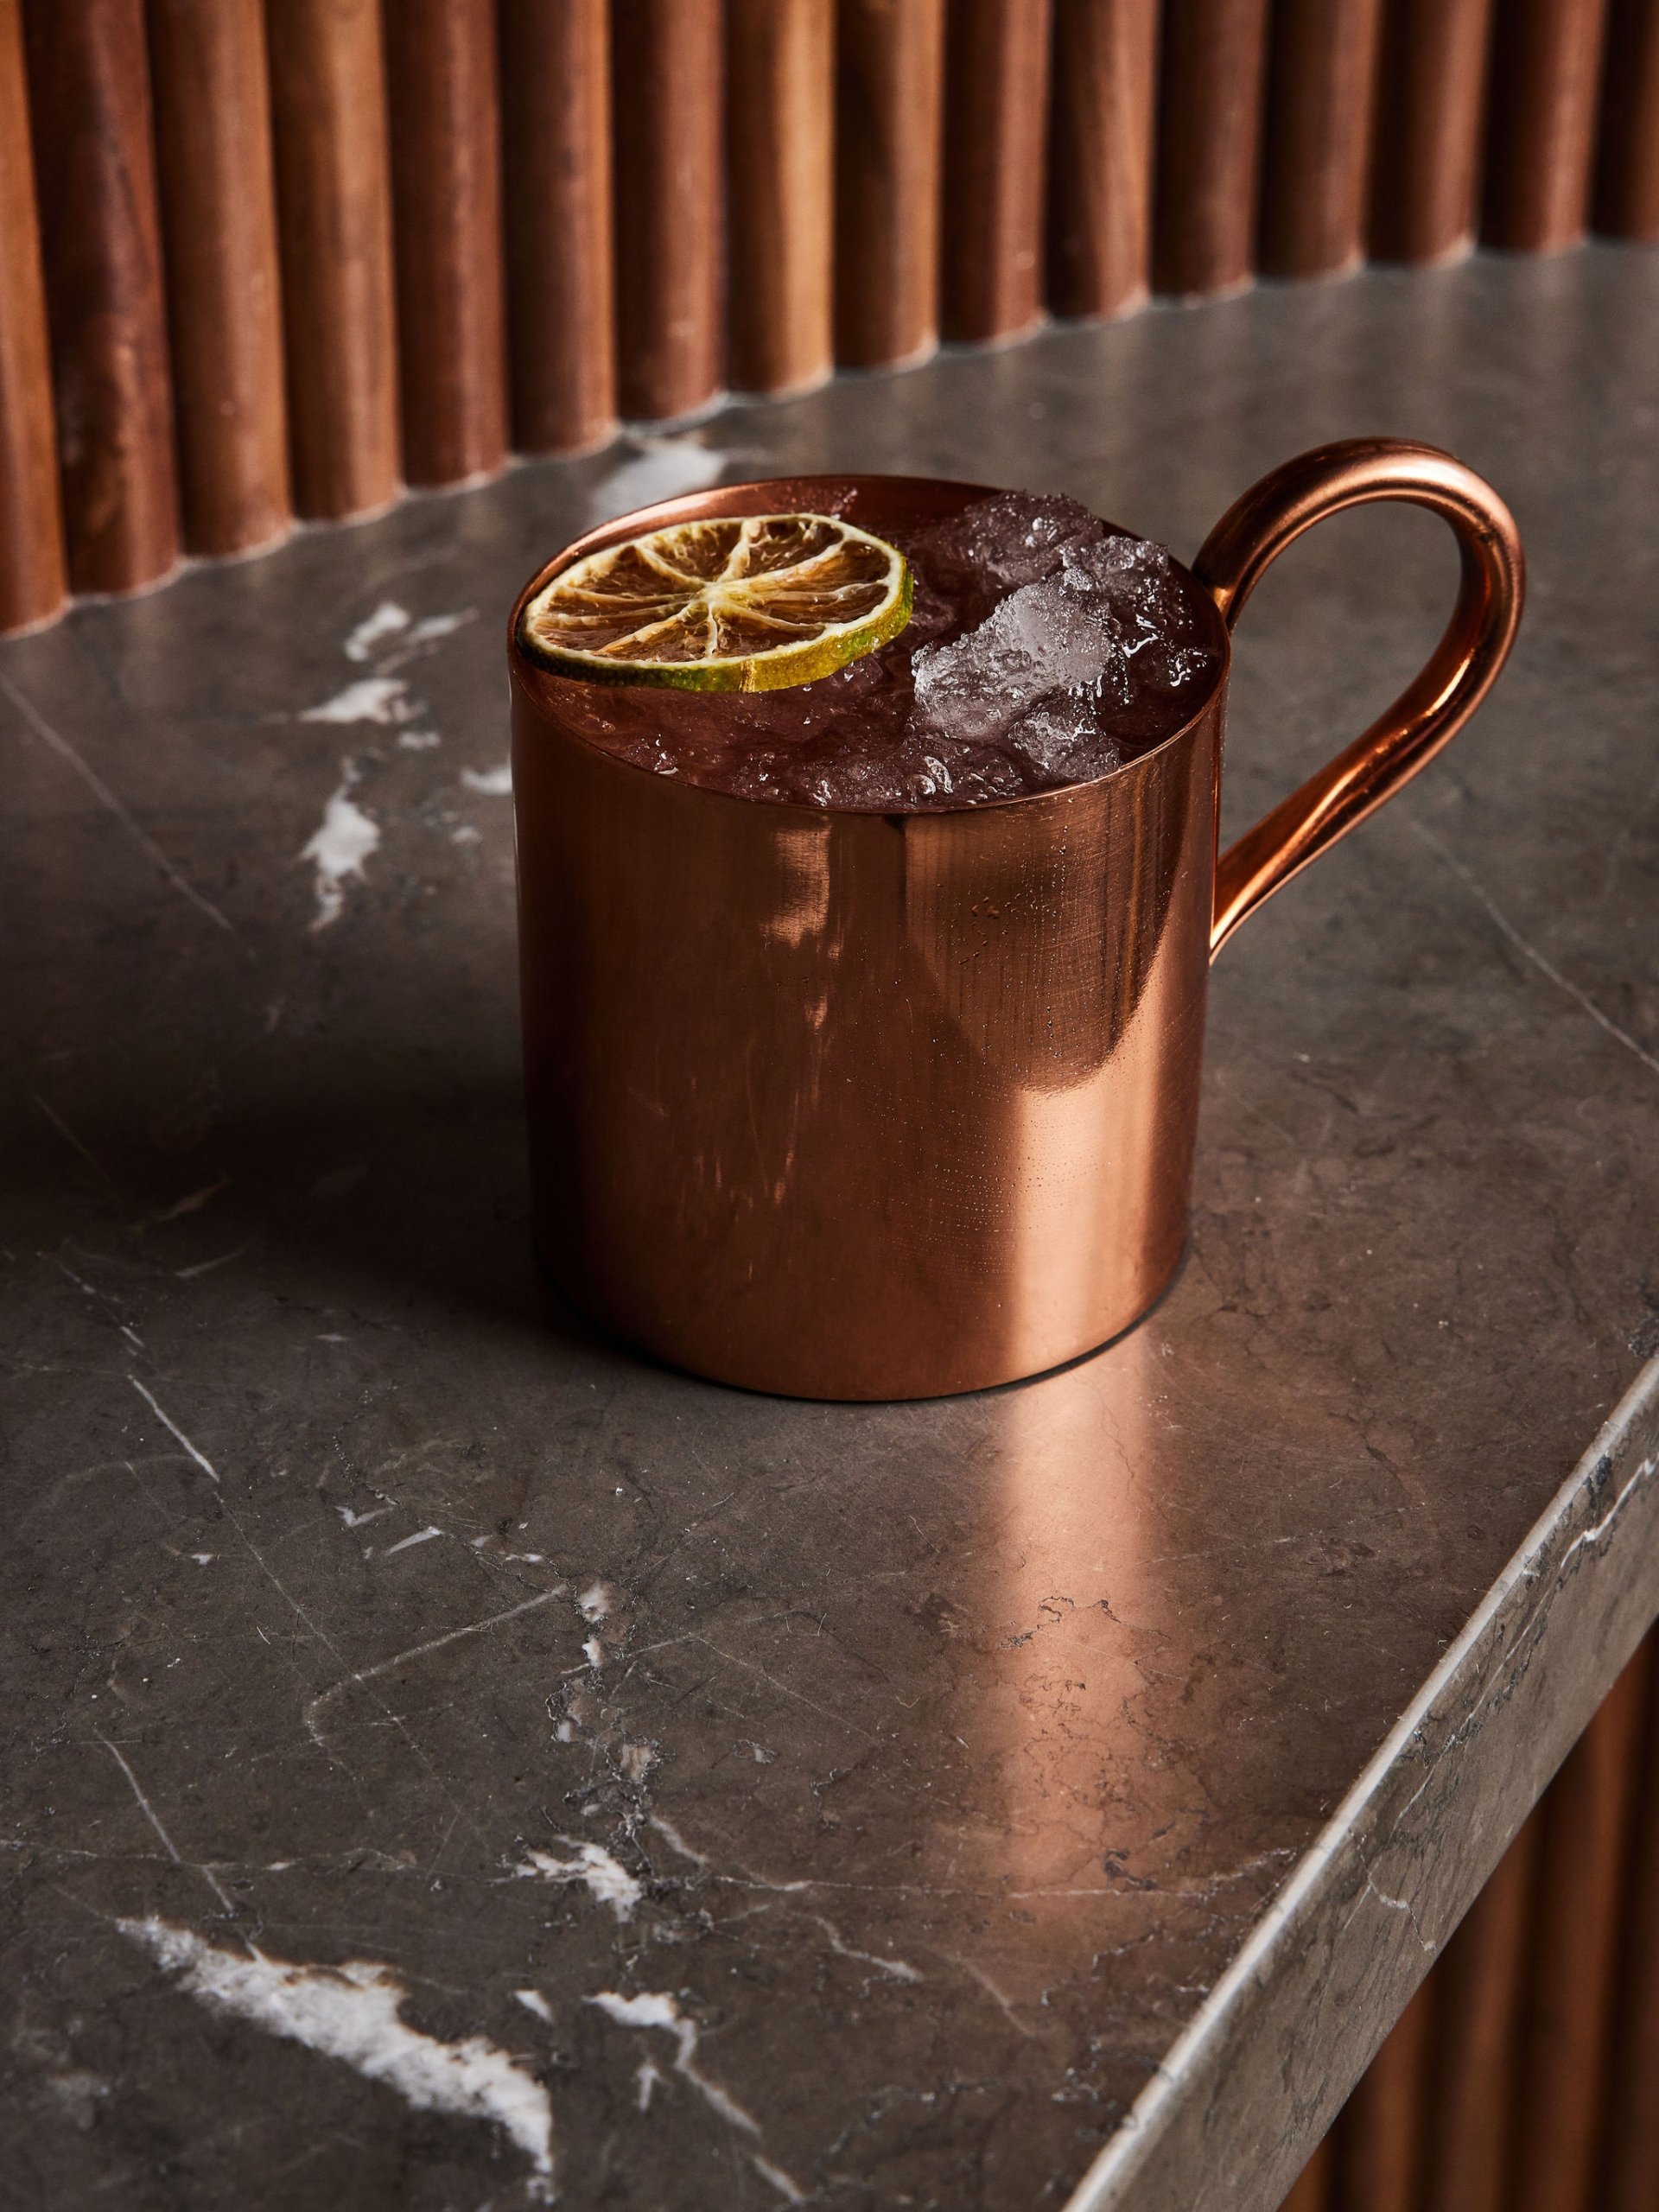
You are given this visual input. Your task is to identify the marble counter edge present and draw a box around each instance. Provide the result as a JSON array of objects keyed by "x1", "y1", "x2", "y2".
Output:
[{"x1": 1064, "y1": 1354, "x2": 1659, "y2": 2212}]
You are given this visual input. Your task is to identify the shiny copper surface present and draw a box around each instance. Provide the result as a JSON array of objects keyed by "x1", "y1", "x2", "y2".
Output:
[
  {"x1": 509, "y1": 448, "x2": 1522, "y2": 1399},
  {"x1": 1199, "y1": 438, "x2": 1525, "y2": 951}
]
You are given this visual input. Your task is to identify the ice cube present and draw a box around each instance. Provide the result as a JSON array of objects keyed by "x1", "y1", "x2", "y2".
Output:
[
  {"x1": 1062, "y1": 536, "x2": 1212, "y2": 692},
  {"x1": 907, "y1": 517, "x2": 1213, "y2": 780},
  {"x1": 915, "y1": 491, "x2": 1105, "y2": 594},
  {"x1": 911, "y1": 576, "x2": 1109, "y2": 740},
  {"x1": 1002, "y1": 691, "x2": 1122, "y2": 780}
]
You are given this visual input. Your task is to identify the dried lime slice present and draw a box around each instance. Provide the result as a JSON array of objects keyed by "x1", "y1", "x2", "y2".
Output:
[{"x1": 518, "y1": 512, "x2": 912, "y2": 692}]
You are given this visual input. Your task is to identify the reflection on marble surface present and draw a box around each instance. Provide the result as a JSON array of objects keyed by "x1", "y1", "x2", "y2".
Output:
[{"x1": 3, "y1": 246, "x2": 1658, "y2": 2208}]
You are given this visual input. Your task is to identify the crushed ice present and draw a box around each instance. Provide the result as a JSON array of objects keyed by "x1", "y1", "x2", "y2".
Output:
[
  {"x1": 910, "y1": 504, "x2": 1211, "y2": 784},
  {"x1": 807, "y1": 491, "x2": 1217, "y2": 804},
  {"x1": 562, "y1": 490, "x2": 1217, "y2": 811}
]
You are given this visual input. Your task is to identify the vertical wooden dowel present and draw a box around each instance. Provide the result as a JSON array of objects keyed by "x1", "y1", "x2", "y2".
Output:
[
  {"x1": 22, "y1": 0, "x2": 180, "y2": 596},
  {"x1": 940, "y1": 0, "x2": 1055, "y2": 342},
  {"x1": 1279, "y1": 2131, "x2": 1333, "y2": 2211},
  {"x1": 726, "y1": 0, "x2": 834, "y2": 395},
  {"x1": 265, "y1": 0, "x2": 400, "y2": 519},
  {"x1": 1482, "y1": 0, "x2": 1611, "y2": 250},
  {"x1": 1046, "y1": 0, "x2": 1160, "y2": 321},
  {"x1": 610, "y1": 0, "x2": 723, "y2": 423},
  {"x1": 383, "y1": 0, "x2": 507, "y2": 488},
  {"x1": 1604, "y1": 1636, "x2": 1659, "y2": 2212},
  {"x1": 1259, "y1": 0, "x2": 1386, "y2": 278},
  {"x1": 147, "y1": 0, "x2": 289, "y2": 557},
  {"x1": 834, "y1": 0, "x2": 946, "y2": 368},
  {"x1": 1368, "y1": 0, "x2": 1495, "y2": 264},
  {"x1": 1153, "y1": 0, "x2": 1273, "y2": 296},
  {"x1": 499, "y1": 0, "x2": 615, "y2": 455},
  {"x1": 1421, "y1": 1814, "x2": 1541, "y2": 2212},
  {"x1": 1511, "y1": 1649, "x2": 1648, "y2": 2212},
  {"x1": 0, "y1": 0, "x2": 65, "y2": 633},
  {"x1": 1332, "y1": 1974, "x2": 1433, "y2": 2212},
  {"x1": 1593, "y1": 0, "x2": 1659, "y2": 239}
]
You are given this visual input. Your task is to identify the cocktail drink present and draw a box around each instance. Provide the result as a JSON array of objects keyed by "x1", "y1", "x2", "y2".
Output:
[
  {"x1": 517, "y1": 489, "x2": 1218, "y2": 810},
  {"x1": 509, "y1": 454, "x2": 1522, "y2": 1399}
]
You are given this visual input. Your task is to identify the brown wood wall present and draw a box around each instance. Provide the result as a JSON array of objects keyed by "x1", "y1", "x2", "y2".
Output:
[
  {"x1": 1281, "y1": 1625, "x2": 1659, "y2": 2212},
  {"x1": 1, "y1": 0, "x2": 1653, "y2": 635}
]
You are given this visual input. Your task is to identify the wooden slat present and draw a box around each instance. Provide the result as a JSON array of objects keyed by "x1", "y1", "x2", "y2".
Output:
[
  {"x1": 22, "y1": 0, "x2": 180, "y2": 595},
  {"x1": 1332, "y1": 1974, "x2": 1433, "y2": 2211},
  {"x1": 834, "y1": 0, "x2": 946, "y2": 368},
  {"x1": 1046, "y1": 0, "x2": 1160, "y2": 320},
  {"x1": 941, "y1": 0, "x2": 1055, "y2": 342},
  {"x1": 265, "y1": 0, "x2": 400, "y2": 519},
  {"x1": 1604, "y1": 1637, "x2": 1659, "y2": 2212},
  {"x1": 1421, "y1": 1814, "x2": 1541, "y2": 2212},
  {"x1": 1511, "y1": 1646, "x2": 1648, "y2": 2212},
  {"x1": 1368, "y1": 0, "x2": 1496, "y2": 264},
  {"x1": 147, "y1": 0, "x2": 290, "y2": 556},
  {"x1": 1279, "y1": 2131, "x2": 1333, "y2": 2211},
  {"x1": 384, "y1": 0, "x2": 508, "y2": 488},
  {"x1": 499, "y1": 0, "x2": 615, "y2": 455},
  {"x1": 1312, "y1": 1640, "x2": 1659, "y2": 2212},
  {"x1": 1482, "y1": 0, "x2": 1611, "y2": 250},
  {"x1": 0, "y1": 0, "x2": 65, "y2": 632},
  {"x1": 1153, "y1": 0, "x2": 1273, "y2": 296},
  {"x1": 726, "y1": 0, "x2": 835, "y2": 395},
  {"x1": 610, "y1": 0, "x2": 723, "y2": 423},
  {"x1": 1593, "y1": 0, "x2": 1659, "y2": 239},
  {"x1": 1259, "y1": 0, "x2": 1386, "y2": 279}
]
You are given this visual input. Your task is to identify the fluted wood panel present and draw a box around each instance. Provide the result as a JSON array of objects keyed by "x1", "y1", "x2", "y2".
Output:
[
  {"x1": 1281, "y1": 2133, "x2": 1333, "y2": 2211},
  {"x1": 265, "y1": 0, "x2": 400, "y2": 519},
  {"x1": 1512, "y1": 1647, "x2": 1647, "y2": 2212},
  {"x1": 1605, "y1": 1643, "x2": 1659, "y2": 2212},
  {"x1": 384, "y1": 0, "x2": 508, "y2": 487},
  {"x1": 1331, "y1": 1977, "x2": 1433, "y2": 2211},
  {"x1": 835, "y1": 0, "x2": 946, "y2": 368},
  {"x1": 726, "y1": 0, "x2": 835, "y2": 394},
  {"x1": 148, "y1": 0, "x2": 290, "y2": 556},
  {"x1": 1154, "y1": 0, "x2": 1274, "y2": 296},
  {"x1": 1278, "y1": 1635, "x2": 1656, "y2": 2212},
  {"x1": 1421, "y1": 1817, "x2": 1540, "y2": 2212},
  {"x1": 1593, "y1": 0, "x2": 1659, "y2": 239},
  {"x1": 1047, "y1": 0, "x2": 1160, "y2": 320},
  {"x1": 499, "y1": 0, "x2": 614, "y2": 455},
  {"x1": 1369, "y1": 0, "x2": 1496, "y2": 264},
  {"x1": 611, "y1": 0, "x2": 723, "y2": 423},
  {"x1": 1483, "y1": 0, "x2": 1611, "y2": 249},
  {"x1": 2, "y1": 0, "x2": 1657, "y2": 635},
  {"x1": 0, "y1": 0, "x2": 65, "y2": 632},
  {"x1": 22, "y1": 0, "x2": 180, "y2": 595},
  {"x1": 1260, "y1": 0, "x2": 1386, "y2": 278},
  {"x1": 942, "y1": 0, "x2": 1055, "y2": 342}
]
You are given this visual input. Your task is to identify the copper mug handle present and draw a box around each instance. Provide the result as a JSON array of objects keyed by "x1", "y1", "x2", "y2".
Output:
[{"x1": 1193, "y1": 437, "x2": 1525, "y2": 956}]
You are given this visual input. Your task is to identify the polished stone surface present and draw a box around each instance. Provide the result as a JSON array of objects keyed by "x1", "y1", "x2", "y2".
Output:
[{"x1": 4, "y1": 245, "x2": 1658, "y2": 2211}]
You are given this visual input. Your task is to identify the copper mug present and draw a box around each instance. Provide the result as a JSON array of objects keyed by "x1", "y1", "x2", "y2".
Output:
[{"x1": 509, "y1": 440, "x2": 1522, "y2": 1400}]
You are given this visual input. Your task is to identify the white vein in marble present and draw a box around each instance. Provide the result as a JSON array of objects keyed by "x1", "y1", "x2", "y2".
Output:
[
  {"x1": 515, "y1": 1843, "x2": 641, "y2": 1920},
  {"x1": 300, "y1": 770, "x2": 379, "y2": 931},
  {"x1": 119, "y1": 1918, "x2": 554, "y2": 2198},
  {"x1": 586, "y1": 1990, "x2": 804, "y2": 2201}
]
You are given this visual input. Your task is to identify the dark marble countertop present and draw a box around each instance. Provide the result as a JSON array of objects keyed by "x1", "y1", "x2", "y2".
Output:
[{"x1": 5, "y1": 246, "x2": 1658, "y2": 2212}]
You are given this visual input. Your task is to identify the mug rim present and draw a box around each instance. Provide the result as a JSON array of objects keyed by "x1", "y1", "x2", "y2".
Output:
[{"x1": 507, "y1": 471, "x2": 1233, "y2": 819}]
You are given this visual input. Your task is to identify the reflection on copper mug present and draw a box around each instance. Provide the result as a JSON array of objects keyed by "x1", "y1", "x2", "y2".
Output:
[{"x1": 509, "y1": 441, "x2": 1523, "y2": 1400}]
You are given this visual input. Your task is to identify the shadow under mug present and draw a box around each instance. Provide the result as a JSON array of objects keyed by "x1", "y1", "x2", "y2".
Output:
[{"x1": 508, "y1": 440, "x2": 1524, "y2": 1401}]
